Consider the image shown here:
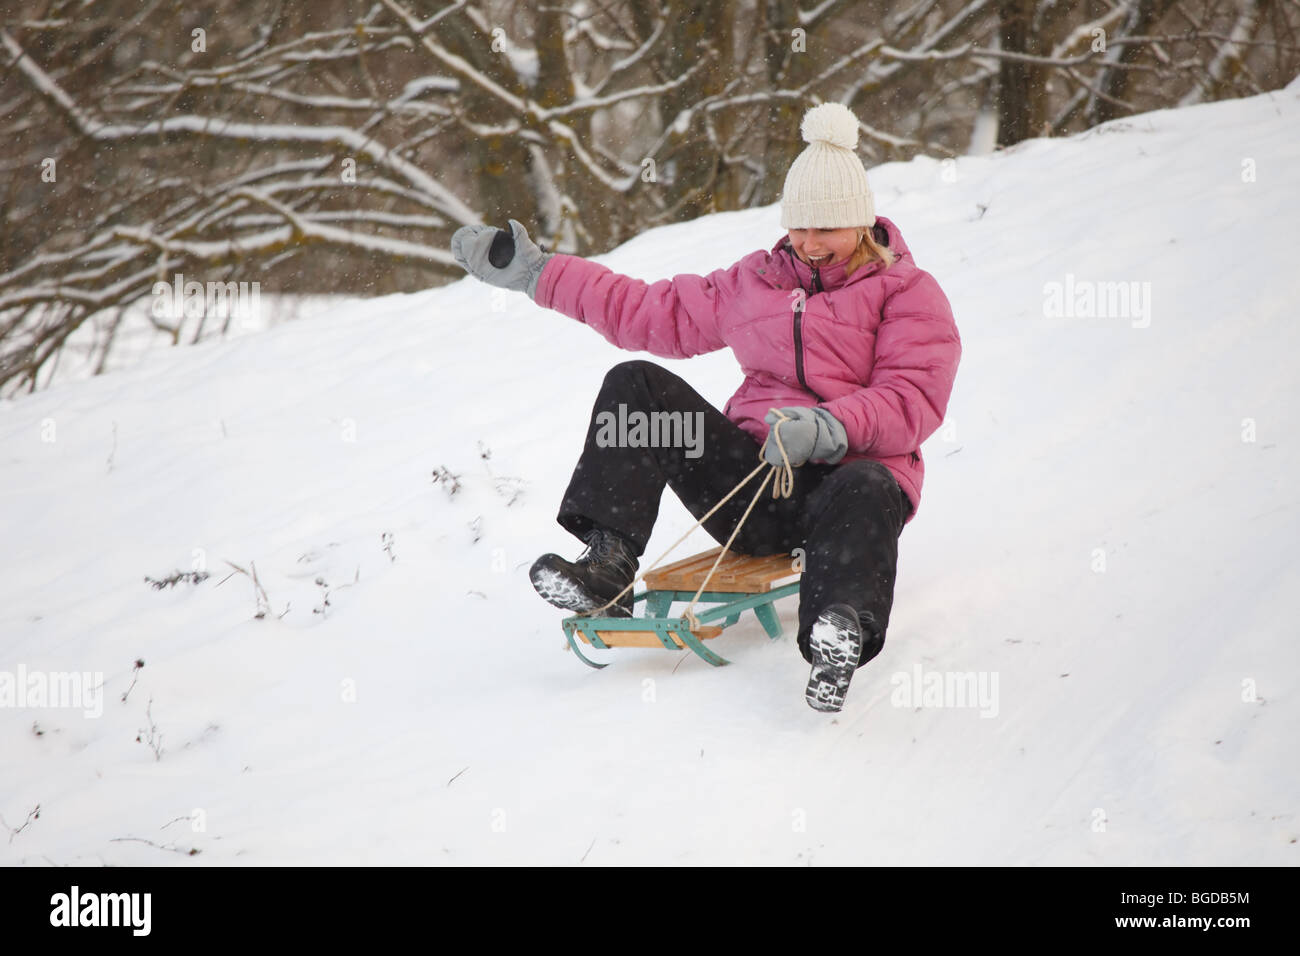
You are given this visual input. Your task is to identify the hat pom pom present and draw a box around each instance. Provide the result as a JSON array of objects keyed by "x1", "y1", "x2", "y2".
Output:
[{"x1": 800, "y1": 102, "x2": 859, "y2": 150}]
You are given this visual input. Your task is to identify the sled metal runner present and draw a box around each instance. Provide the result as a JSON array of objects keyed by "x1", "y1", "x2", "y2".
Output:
[{"x1": 561, "y1": 548, "x2": 801, "y2": 668}]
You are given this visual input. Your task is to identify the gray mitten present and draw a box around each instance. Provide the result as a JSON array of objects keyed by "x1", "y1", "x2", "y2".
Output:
[
  {"x1": 450, "y1": 218, "x2": 553, "y2": 298},
  {"x1": 762, "y1": 407, "x2": 848, "y2": 466}
]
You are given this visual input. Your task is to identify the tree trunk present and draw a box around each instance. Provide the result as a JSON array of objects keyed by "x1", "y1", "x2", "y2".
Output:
[{"x1": 996, "y1": 0, "x2": 1039, "y2": 147}]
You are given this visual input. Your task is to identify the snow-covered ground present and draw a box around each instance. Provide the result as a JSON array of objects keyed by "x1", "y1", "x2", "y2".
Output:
[
  {"x1": 43, "y1": 293, "x2": 359, "y2": 388},
  {"x1": 2, "y1": 84, "x2": 1298, "y2": 866}
]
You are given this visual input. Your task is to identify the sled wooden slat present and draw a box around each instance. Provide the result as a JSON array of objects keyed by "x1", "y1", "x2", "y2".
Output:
[
  {"x1": 643, "y1": 547, "x2": 798, "y2": 593},
  {"x1": 576, "y1": 625, "x2": 724, "y2": 649},
  {"x1": 560, "y1": 548, "x2": 802, "y2": 670}
]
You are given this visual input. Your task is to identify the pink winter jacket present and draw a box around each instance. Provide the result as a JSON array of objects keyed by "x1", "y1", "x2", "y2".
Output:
[{"x1": 533, "y1": 216, "x2": 961, "y2": 524}]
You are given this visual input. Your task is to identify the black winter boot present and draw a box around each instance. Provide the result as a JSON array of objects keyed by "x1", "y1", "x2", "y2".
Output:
[
  {"x1": 805, "y1": 604, "x2": 874, "y2": 713},
  {"x1": 529, "y1": 527, "x2": 640, "y2": 618}
]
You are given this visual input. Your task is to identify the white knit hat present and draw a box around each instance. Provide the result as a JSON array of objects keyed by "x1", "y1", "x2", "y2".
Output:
[{"x1": 780, "y1": 103, "x2": 876, "y2": 229}]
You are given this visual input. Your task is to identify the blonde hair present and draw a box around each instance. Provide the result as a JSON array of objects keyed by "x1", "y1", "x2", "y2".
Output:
[{"x1": 844, "y1": 225, "x2": 895, "y2": 278}]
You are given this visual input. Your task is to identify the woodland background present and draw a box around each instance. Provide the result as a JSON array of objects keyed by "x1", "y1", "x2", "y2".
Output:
[{"x1": 1, "y1": 0, "x2": 1296, "y2": 393}]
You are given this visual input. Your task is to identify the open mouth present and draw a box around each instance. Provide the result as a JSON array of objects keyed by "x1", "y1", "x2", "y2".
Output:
[{"x1": 807, "y1": 253, "x2": 834, "y2": 266}]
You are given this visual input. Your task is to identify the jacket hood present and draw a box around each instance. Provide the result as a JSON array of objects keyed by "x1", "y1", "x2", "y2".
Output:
[{"x1": 767, "y1": 216, "x2": 911, "y2": 292}]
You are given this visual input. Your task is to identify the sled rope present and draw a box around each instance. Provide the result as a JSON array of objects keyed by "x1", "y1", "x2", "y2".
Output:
[{"x1": 588, "y1": 408, "x2": 797, "y2": 630}]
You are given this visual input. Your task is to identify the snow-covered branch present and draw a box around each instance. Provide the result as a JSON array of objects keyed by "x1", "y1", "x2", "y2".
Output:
[{"x1": 1, "y1": 0, "x2": 1295, "y2": 395}]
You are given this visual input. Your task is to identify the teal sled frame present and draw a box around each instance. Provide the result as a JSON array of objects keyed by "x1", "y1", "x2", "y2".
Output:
[{"x1": 561, "y1": 582, "x2": 801, "y2": 669}]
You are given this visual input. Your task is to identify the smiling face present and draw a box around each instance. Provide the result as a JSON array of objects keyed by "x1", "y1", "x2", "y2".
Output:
[{"x1": 788, "y1": 226, "x2": 863, "y2": 267}]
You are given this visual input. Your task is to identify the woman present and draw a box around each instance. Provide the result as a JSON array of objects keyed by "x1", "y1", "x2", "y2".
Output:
[{"x1": 451, "y1": 102, "x2": 961, "y2": 712}]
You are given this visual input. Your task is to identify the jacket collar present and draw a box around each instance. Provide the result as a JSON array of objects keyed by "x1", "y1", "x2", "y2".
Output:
[{"x1": 768, "y1": 216, "x2": 905, "y2": 291}]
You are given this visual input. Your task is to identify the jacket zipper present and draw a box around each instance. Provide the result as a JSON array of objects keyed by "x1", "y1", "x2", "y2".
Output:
[
  {"x1": 793, "y1": 294, "x2": 810, "y2": 392},
  {"x1": 792, "y1": 262, "x2": 826, "y2": 402}
]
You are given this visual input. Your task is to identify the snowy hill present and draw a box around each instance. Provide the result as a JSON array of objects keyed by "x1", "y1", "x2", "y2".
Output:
[{"x1": 3, "y1": 85, "x2": 1299, "y2": 866}]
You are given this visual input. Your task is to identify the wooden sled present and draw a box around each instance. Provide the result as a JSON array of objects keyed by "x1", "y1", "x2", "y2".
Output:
[{"x1": 561, "y1": 547, "x2": 801, "y2": 668}]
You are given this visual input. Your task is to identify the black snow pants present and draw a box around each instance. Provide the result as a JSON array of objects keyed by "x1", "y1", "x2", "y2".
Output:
[{"x1": 556, "y1": 360, "x2": 912, "y2": 666}]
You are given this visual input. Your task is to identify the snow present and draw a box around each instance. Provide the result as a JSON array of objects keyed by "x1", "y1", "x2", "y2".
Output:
[
  {"x1": 2, "y1": 87, "x2": 1299, "y2": 865},
  {"x1": 44, "y1": 294, "x2": 359, "y2": 388}
]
